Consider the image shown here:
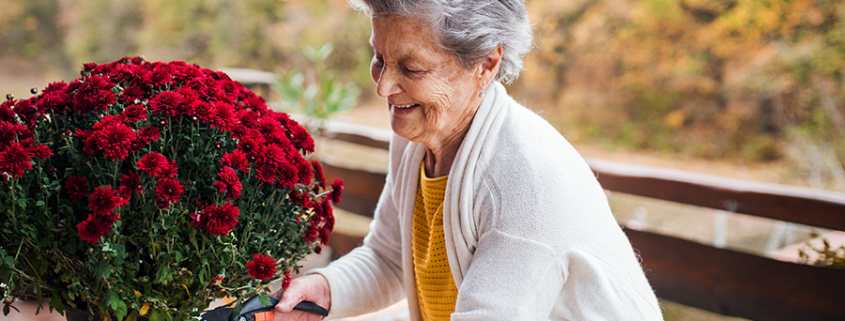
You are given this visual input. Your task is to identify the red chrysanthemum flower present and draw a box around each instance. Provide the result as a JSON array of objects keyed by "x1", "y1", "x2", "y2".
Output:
[
  {"x1": 311, "y1": 160, "x2": 326, "y2": 190},
  {"x1": 245, "y1": 253, "x2": 277, "y2": 280},
  {"x1": 154, "y1": 177, "x2": 184, "y2": 207},
  {"x1": 275, "y1": 160, "x2": 298, "y2": 190},
  {"x1": 119, "y1": 171, "x2": 142, "y2": 198},
  {"x1": 190, "y1": 201, "x2": 240, "y2": 235},
  {"x1": 122, "y1": 104, "x2": 148, "y2": 122},
  {"x1": 0, "y1": 142, "x2": 33, "y2": 178},
  {"x1": 65, "y1": 175, "x2": 89, "y2": 203},
  {"x1": 150, "y1": 91, "x2": 184, "y2": 117},
  {"x1": 26, "y1": 143, "x2": 53, "y2": 161},
  {"x1": 329, "y1": 178, "x2": 343, "y2": 204},
  {"x1": 71, "y1": 75, "x2": 115, "y2": 114},
  {"x1": 296, "y1": 158, "x2": 313, "y2": 185},
  {"x1": 138, "y1": 126, "x2": 161, "y2": 144},
  {"x1": 144, "y1": 65, "x2": 173, "y2": 88},
  {"x1": 211, "y1": 275, "x2": 225, "y2": 286},
  {"x1": 77, "y1": 213, "x2": 118, "y2": 245},
  {"x1": 160, "y1": 160, "x2": 178, "y2": 178},
  {"x1": 220, "y1": 150, "x2": 250, "y2": 172},
  {"x1": 95, "y1": 123, "x2": 137, "y2": 161},
  {"x1": 213, "y1": 166, "x2": 242, "y2": 199},
  {"x1": 136, "y1": 152, "x2": 168, "y2": 177},
  {"x1": 88, "y1": 185, "x2": 128, "y2": 215},
  {"x1": 289, "y1": 124, "x2": 315, "y2": 154},
  {"x1": 281, "y1": 270, "x2": 292, "y2": 290}
]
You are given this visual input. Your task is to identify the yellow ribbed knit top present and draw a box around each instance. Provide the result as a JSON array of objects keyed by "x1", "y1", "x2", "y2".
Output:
[{"x1": 412, "y1": 162, "x2": 457, "y2": 321}]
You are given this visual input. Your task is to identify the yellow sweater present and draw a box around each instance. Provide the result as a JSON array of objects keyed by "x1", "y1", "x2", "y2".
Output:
[{"x1": 412, "y1": 163, "x2": 458, "y2": 321}]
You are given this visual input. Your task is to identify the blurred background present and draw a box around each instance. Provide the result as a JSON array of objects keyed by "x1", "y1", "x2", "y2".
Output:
[
  {"x1": 1, "y1": 0, "x2": 844, "y2": 319},
  {"x1": 1, "y1": 0, "x2": 843, "y2": 192}
]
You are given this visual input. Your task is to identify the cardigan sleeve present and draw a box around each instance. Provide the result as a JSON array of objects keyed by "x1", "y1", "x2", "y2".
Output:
[
  {"x1": 308, "y1": 138, "x2": 410, "y2": 320},
  {"x1": 310, "y1": 172, "x2": 406, "y2": 319}
]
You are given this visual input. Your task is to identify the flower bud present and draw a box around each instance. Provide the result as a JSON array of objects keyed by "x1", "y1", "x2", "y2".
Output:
[
  {"x1": 158, "y1": 119, "x2": 168, "y2": 126},
  {"x1": 214, "y1": 142, "x2": 223, "y2": 150},
  {"x1": 62, "y1": 129, "x2": 72, "y2": 138},
  {"x1": 0, "y1": 172, "x2": 9, "y2": 182},
  {"x1": 191, "y1": 116, "x2": 199, "y2": 122},
  {"x1": 30, "y1": 87, "x2": 38, "y2": 94},
  {"x1": 46, "y1": 167, "x2": 56, "y2": 175},
  {"x1": 5, "y1": 93, "x2": 13, "y2": 101}
]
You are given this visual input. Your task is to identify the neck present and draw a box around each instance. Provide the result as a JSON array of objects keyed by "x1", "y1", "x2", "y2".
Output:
[{"x1": 423, "y1": 97, "x2": 483, "y2": 178}]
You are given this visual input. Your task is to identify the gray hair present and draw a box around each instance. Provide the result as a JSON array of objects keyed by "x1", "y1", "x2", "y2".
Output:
[{"x1": 350, "y1": 0, "x2": 533, "y2": 85}]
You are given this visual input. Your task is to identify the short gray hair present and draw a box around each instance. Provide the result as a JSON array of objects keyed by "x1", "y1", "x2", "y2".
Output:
[{"x1": 350, "y1": 0, "x2": 533, "y2": 85}]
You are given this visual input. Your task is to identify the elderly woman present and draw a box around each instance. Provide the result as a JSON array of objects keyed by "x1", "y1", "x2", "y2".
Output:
[{"x1": 273, "y1": 0, "x2": 663, "y2": 320}]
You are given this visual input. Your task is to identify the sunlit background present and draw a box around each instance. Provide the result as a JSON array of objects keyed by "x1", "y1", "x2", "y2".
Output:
[
  {"x1": 1, "y1": 1, "x2": 844, "y2": 319},
  {"x1": 1, "y1": 0, "x2": 843, "y2": 192}
]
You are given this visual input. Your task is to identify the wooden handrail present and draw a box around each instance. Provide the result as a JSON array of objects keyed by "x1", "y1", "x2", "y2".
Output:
[{"x1": 319, "y1": 119, "x2": 845, "y2": 230}]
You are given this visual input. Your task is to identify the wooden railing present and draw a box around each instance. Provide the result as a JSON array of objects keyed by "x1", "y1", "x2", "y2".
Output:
[{"x1": 316, "y1": 120, "x2": 845, "y2": 321}]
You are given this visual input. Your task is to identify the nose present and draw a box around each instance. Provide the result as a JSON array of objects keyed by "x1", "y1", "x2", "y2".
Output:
[{"x1": 375, "y1": 67, "x2": 403, "y2": 98}]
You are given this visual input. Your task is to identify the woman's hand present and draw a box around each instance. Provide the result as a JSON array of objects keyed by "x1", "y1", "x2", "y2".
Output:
[{"x1": 272, "y1": 274, "x2": 331, "y2": 321}]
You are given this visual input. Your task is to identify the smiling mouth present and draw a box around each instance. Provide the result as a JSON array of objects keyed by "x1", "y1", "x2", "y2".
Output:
[{"x1": 392, "y1": 103, "x2": 419, "y2": 109}]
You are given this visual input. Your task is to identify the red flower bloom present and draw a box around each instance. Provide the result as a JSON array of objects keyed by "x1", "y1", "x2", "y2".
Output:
[
  {"x1": 210, "y1": 101, "x2": 236, "y2": 130},
  {"x1": 154, "y1": 177, "x2": 184, "y2": 207},
  {"x1": 190, "y1": 201, "x2": 240, "y2": 235},
  {"x1": 220, "y1": 150, "x2": 250, "y2": 172},
  {"x1": 94, "y1": 123, "x2": 137, "y2": 161},
  {"x1": 26, "y1": 143, "x2": 53, "y2": 161},
  {"x1": 119, "y1": 171, "x2": 142, "y2": 198},
  {"x1": 245, "y1": 253, "x2": 277, "y2": 280},
  {"x1": 71, "y1": 75, "x2": 115, "y2": 114},
  {"x1": 213, "y1": 166, "x2": 242, "y2": 199},
  {"x1": 329, "y1": 178, "x2": 343, "y2": 204},
  {"x1": 77, "y1": 213, "x2": 118, "y2": 245},
  {"x1": 122, "y1": 104, "x2": 148, "y2": 122},
  {"x1": 289, "y1": 124, "x2": 315, "y2": 154},
  {"x1": 136, "y1": 152, "x2": 168, "y2": 177},
  {"x1": 138, "y1": 126, "x2": 161, "y2": 144},
  {"x1": 38, "y1": 89, "x2": 71, "y2": 115},
  {"x1": 88, "y1": 185, "x2": 128, "y2": 215},
  {"x1": 281, "y1": 270, "x2": 292, "y2": 290},
  {"x1": 160, "y1": 160, "x2": 178, "y2": 178},
  {"x1": 144, "y1": 65, "x2": 173, "y2": 88},
  {"x1": 0, "y1": 142, "x2": 33, "y2": 178},
  {"x1": 311, "y1": 160, "x2": 326, "y2": 190},
  {"x1": 211, "y1": 275, "x2": 225, "y2": 286},
  {"x1": 150, "y1": 91, "x2": 184, "y2": 117},
  {"x1": 66, "y1": 175, "x2": 89, "y2": 203}
]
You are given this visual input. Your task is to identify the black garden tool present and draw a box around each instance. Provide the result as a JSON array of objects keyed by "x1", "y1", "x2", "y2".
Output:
[{"x1": 201, "y1": 295, "x2": 328, "y2": 321}]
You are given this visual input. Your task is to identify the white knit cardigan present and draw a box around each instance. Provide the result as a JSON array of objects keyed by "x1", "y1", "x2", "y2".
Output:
[{"x1": 311, "y1": 82, "x2": 664, "y2": 320}]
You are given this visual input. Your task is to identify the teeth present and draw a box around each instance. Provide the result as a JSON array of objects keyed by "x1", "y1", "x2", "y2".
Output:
[{"x1": 394, "y1": 104, "x2": 416, "y2": 109}]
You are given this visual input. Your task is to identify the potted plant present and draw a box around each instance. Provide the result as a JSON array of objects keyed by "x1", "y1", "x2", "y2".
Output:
[{"x1": 0, "y1": 57, "x2": 342, "y2": 321}]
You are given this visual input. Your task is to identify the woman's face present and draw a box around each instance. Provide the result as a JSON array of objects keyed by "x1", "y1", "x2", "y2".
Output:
[{"x1": 369, "y1": 15, "x2": 483, "y2": 148}]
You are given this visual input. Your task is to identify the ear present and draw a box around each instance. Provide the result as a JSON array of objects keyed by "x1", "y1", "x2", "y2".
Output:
[{"x1": 477, "y1": 44, "x2": 503, "y2": 90}]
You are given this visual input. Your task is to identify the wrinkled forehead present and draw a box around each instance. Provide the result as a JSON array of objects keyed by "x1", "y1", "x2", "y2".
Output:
[{"x1": 368, "y1": 15, "x2": 441, "y2": 56}]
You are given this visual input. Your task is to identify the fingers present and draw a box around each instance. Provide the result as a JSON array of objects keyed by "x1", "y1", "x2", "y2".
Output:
[{"x1": 273, "y1": 274, "x2": 331, "y2": 320}]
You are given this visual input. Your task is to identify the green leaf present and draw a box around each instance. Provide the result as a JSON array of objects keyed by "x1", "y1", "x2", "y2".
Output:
[
  {"x1": 258, "y1": 292, "x2": 271, "y2": 307},
  {"x1": 49, "y1": 298, "x2": 64, "y2": 315},
  {"x1": 148, "y1": 309, "x2": 165, "y2": 321},
  {"x1": 115, "y1": 300, "x2": 128, "y2": 321},
  {"x1": 16, "y1": 198, "x2": 26, "y2": 210},
  {"x1": 4, "y1": 256, "x2": 14, "y2": 268},
  {"x1": 108, "y1": 290, "x2": 121, "y2": 309},
  {"x1": 35, "y1": 200, "x2": 45, "y2": 207},
  {"x1": 94, "y1": 261, "x2": 111, "y2": 278}
]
